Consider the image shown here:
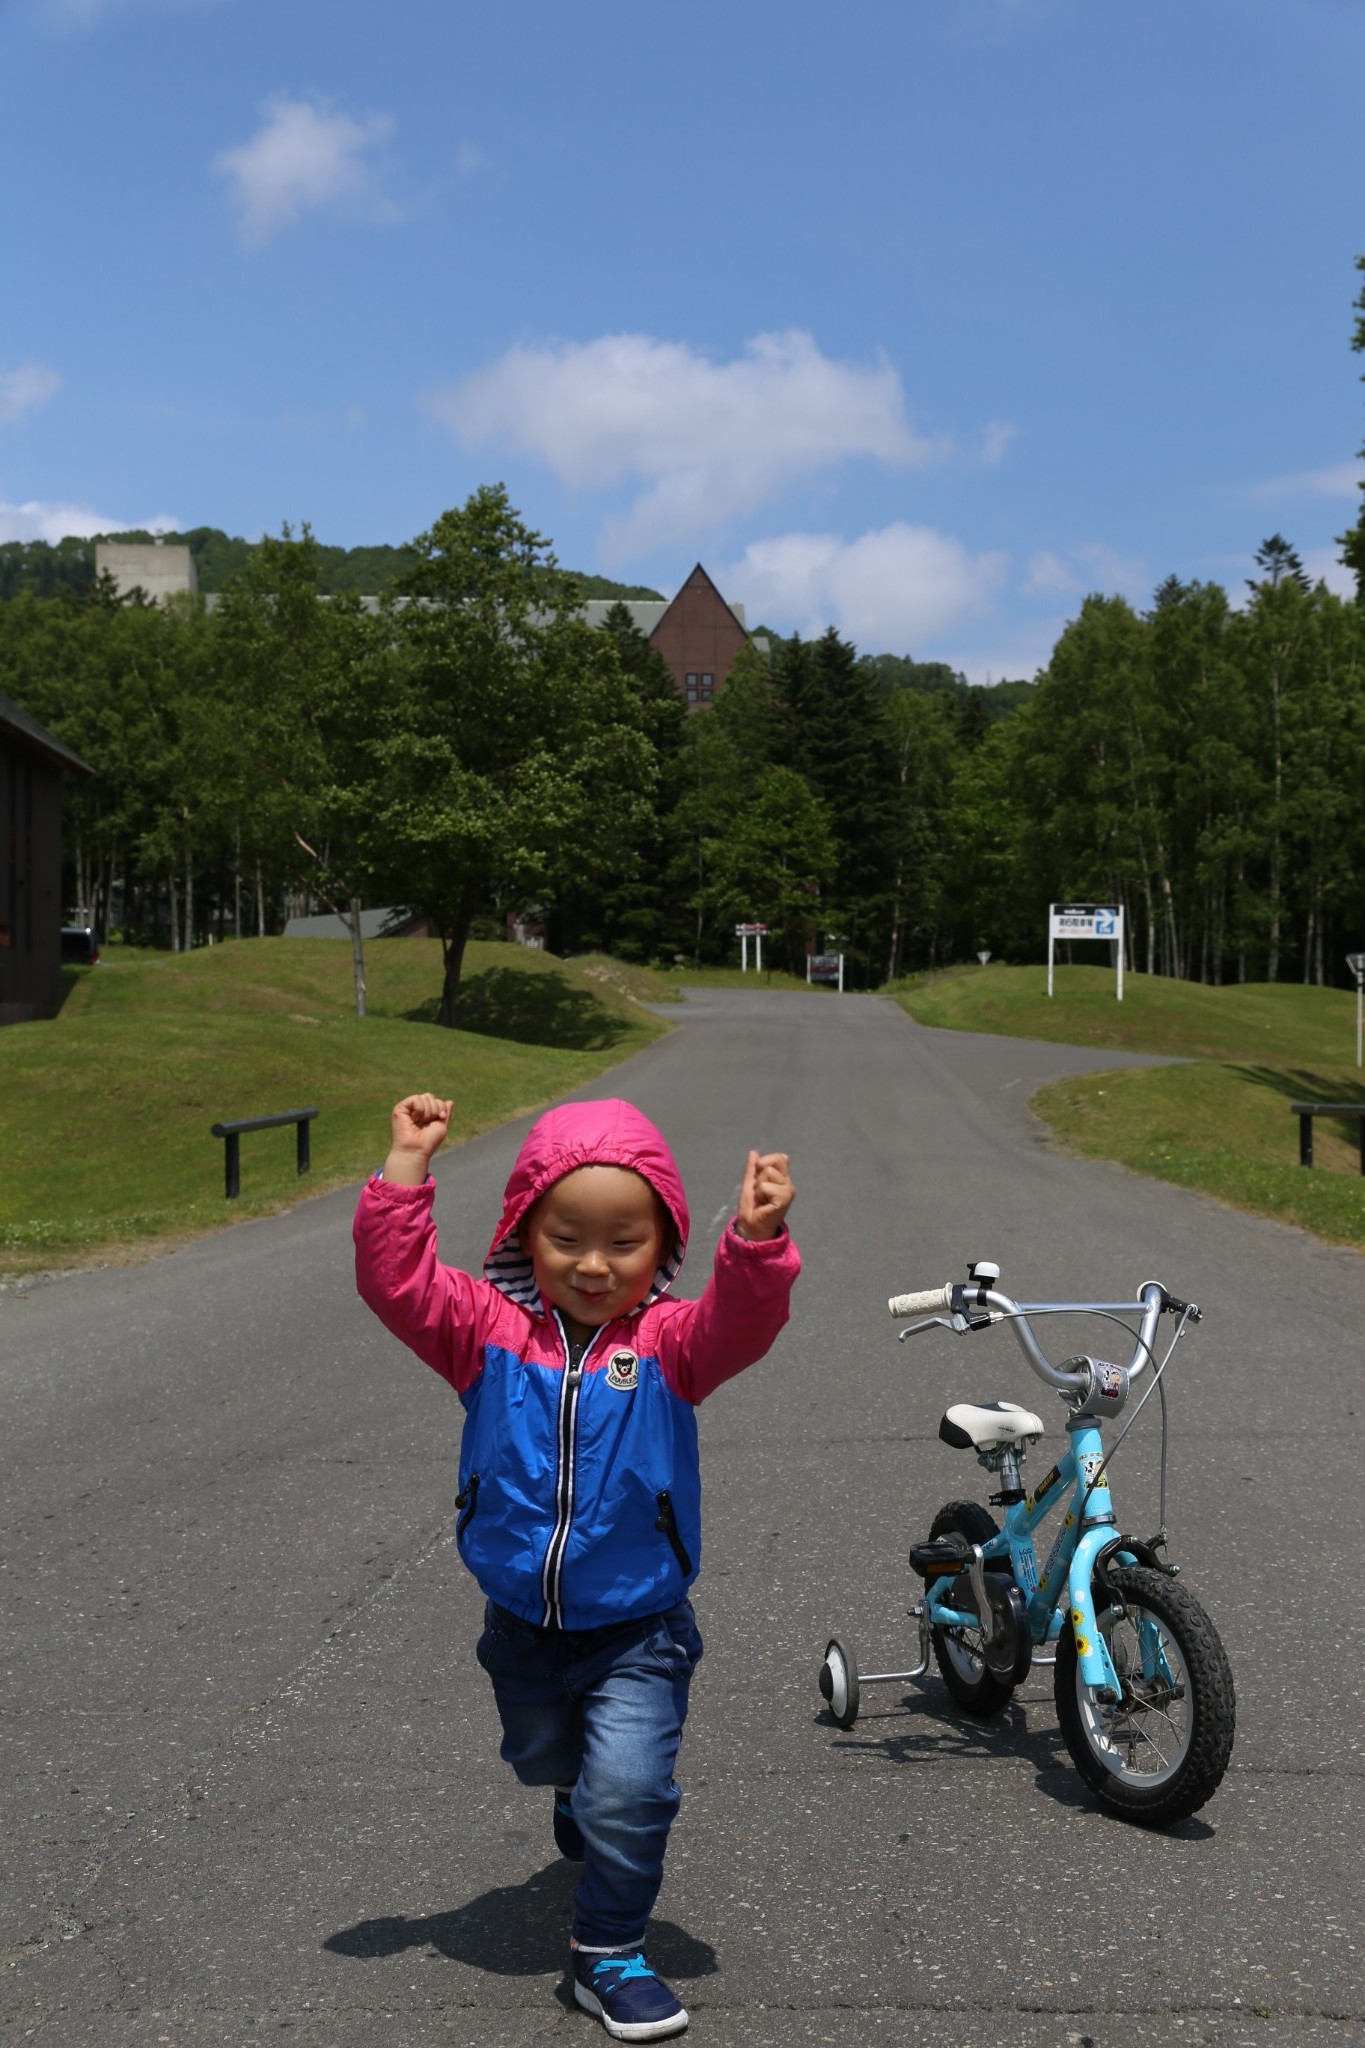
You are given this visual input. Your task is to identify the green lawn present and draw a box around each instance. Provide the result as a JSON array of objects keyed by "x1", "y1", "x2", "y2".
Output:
[
  {"x1": 0, "y1": 939, "x2": 672, "y2": 1277},
  {"x1": 894, "y1": 963, "x2": 1365, "y2": 1250},
  {"x1": 893, "y1": 961, "x2": 1362, "y2": 1063}
]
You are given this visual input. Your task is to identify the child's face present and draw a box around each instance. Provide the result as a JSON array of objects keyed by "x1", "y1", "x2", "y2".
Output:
[{"x1": 521, "y1": 1165, "x2": 668, "y2": 1336}]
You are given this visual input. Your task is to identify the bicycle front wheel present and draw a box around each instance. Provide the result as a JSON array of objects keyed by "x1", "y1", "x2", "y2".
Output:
[{"x1": 1055, "y1": 1564, "x2": 1235, "y2": 1827}]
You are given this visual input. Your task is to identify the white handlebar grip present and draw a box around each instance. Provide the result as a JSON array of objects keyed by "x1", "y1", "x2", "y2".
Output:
[{"x1": 887, "y1": 1284, "x2": 953, "y2": 1318}]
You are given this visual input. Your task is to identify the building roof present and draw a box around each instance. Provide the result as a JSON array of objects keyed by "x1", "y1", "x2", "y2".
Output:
[
  {"x1": 0, "y1": 691, "x2": 93, "y2": 776},
  {"x1": 652, "y1": 563, "x2": 751, "y2": 640},
  {"x1": 578, "y1": 593, "x2": 749, "y2": 632}
]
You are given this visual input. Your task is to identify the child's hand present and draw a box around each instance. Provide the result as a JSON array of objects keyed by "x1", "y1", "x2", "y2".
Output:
[
  {"x1": 384, "y1": 1093, "x2": 454, "y2": 1186},
  {"x1": 735, "y1": 1150, "x2": 794, "y2": 1242}
]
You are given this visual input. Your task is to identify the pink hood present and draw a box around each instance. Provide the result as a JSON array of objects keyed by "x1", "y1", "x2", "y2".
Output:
[{"x1": 483, "y1": 1098, "x2": 690, "y2": 1316}]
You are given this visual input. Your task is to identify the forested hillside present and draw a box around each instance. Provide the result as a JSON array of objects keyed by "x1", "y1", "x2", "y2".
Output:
[
  {"x1": 0, "y1": 527, "x2": 664, "y2": 603},
  {"x1": 2, "y1": 492, "x2": 1362, "y2": 1012}
]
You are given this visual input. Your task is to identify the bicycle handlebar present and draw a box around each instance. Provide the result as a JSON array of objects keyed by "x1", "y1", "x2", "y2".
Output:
[
  {"x1": 887, "y1": 1285, "x2": 954, "y2": 1318},
  {"x1": 888, "y1": 1275, "x2": 1175, "y2": 1391}
]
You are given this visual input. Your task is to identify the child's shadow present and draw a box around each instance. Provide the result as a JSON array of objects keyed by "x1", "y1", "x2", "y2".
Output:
[{"x1": 324, "y1": 1860, "x2": 717, "y2": 1989}]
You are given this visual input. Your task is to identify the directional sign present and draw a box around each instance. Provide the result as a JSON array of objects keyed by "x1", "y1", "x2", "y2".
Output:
[
  {"x1": 1048, "y1": 902, "x2": 1125, "y2": 1001},
  {"x1": 1050, "y1": 906, "x2": 1119, "y2": 941}
]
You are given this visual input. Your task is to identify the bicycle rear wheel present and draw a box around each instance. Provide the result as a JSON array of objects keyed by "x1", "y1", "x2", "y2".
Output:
[
  {"x1": 927, "y1": 1501, "x2": 1019, "y2": 1717},
  {"x1": 1055, "y1": 1563, "x2": 1235, "y2": 1827}
]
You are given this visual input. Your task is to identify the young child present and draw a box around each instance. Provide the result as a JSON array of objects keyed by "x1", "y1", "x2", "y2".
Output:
[{"x1": 353, "y1": 1094, "x2": 798, "y2": 2043}]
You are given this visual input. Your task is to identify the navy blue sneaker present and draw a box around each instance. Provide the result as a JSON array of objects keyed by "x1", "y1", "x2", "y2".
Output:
[
  {"x1": 553, "y1": 1787, "x2": 585, "y2": 1861},
  {"x1": 570, "y1": 1945, "x2": 688, "y2": 2041}
]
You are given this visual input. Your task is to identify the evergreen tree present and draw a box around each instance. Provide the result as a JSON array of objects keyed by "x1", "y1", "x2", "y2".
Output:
[
  {"x1": 706, "y1": 767, "x2": 838, "y2": 974},
  {"x1": 557, "y1": 600, "x2": 686, "y2": 960},
  {"x1": 1338, "y1": 254, "x2": 1365, "y2": 602},
  {"x1": 780, "y1": 627, "x2": 898, "y2": 983},
  {"x1": 1249, "y1": 534, "x2": 1310, "y2": 595}
]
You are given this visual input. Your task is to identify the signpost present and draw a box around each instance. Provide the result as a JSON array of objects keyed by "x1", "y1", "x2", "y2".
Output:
[
  {"x1": 1348, "y1": 953, "x2": 1365, "y2": 1068},
  {"x1": 735, "y1": 921, "x2": 768, "y2": 972},
  {"x1": 1047, "y1": 903, "x2": 1125, "y2": 1001},
  {"x1": 807, "y1": 952, "x2": 844, "y2": 991}
]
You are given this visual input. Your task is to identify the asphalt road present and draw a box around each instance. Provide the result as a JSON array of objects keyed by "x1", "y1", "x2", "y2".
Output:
[{"x1": 4, "y1": 989, "x2": 1363, "y2": 2047}]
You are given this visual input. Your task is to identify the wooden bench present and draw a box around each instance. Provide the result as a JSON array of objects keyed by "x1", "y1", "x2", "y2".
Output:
[{"x1": 1291, "y1": 1102, "x2": 1365, "y2": 1175}]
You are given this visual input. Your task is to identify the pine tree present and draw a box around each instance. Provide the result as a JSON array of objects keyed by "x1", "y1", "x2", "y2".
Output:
[
  {"x1": 1337, "y1": 254, "x2": 1365, "y2": 602},
  {"x1": 780, "y1": 627, "x2": 898, "y2": 982}
]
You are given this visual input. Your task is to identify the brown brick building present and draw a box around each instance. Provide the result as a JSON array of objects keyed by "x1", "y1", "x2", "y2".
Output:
[{"x1": 583, "y1": 563, "x2": 762, "y2": 709}]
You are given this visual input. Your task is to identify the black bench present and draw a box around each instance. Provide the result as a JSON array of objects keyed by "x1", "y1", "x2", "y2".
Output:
[
  {"x1": 1291, "y1": 1101, "x2": 1365, "y2": 1175},
  {"x1": 210, "y1": 1108, "x2": 319, "y2": 1199}
]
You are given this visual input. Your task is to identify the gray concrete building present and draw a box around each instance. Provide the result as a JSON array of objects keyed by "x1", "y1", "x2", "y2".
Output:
[{"x1": 95, "y1": 539, "x2": 198, "y2": 603}]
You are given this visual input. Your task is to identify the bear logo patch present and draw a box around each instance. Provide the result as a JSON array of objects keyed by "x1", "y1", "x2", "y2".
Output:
[{"x1": 605, "y1": 1348, "x2": 639, "y2": 1391}]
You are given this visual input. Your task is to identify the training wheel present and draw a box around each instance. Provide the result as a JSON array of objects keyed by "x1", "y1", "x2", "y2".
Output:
[{"x1": 819, "y1": 1636, "x2": 860, "y2": 1729}]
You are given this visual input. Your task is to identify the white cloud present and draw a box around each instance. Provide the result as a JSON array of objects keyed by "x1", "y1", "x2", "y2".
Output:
[
  {"x1": 952, "y1": 621, "x2": 1062, "y2": 687},
  {"x1": 1026, "y1": 542, "x2": 1147, "y2": 602},
  {"x1": 1297, "y1": 547, "x2": 1355, "y2": 598},
  {"x1": 456, "y1": 140, "x2": 489, "y2": 175},
  {"x1": 215, "y1": 95, "x2": 395, "y2": 249},
  {"x1": 720, "y1": 524, "x2": 1008, "y2": 651},
  {"x1": 979, "y1": 420, "x2": 1017, "y2": 465},
  {"x1": 1248, "y1": 461, "x2": 1363, "y2": 503},
  {"x1": 0, "y1": 499, "x2": 179, "y2": 544},
  {"x1": 0, "y1": 364, "x2": 61, "y2": 424},
  {"x1": 431, "y1": 330, "x2": 942, "y2": 556},
  {"x1": 1026, "y1": 549, "x2": 1078, "y2": 594},
  {"x1": 1073, "y1": 543, "x2": 1149, "y2": 600}
]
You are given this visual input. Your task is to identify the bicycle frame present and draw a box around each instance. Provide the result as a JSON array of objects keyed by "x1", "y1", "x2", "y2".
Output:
[{"x1": 922, "y1": 1418, "x2": 1130, "y2": 1697}]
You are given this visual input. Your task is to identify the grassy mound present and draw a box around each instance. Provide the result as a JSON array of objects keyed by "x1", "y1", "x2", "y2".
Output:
[
  {"x1": 0, "y1": 939, "x2": 672, "y2": 1277},
  {"x1": 895, "y1": 963, "x2": 1365, "y2": 1251},
  {"x1": 893, "y1": 961, "x2": 1360, "y2": 1063}
]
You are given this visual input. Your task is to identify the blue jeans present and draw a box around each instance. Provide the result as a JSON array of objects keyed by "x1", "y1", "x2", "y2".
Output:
[{"x1": 475, "y1": 1598, "x2": 704, "y2": 1949}]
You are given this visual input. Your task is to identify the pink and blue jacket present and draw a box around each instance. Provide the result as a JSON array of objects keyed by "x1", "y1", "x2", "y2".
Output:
[{"x1": 353, "y1": 1099, "x2": 801, "y2": 1631}]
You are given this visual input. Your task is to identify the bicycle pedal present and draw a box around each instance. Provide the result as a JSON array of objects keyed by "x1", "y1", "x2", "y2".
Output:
[{"x1": 909, "y1": 1536, "x2": 970, "y2": 1580}]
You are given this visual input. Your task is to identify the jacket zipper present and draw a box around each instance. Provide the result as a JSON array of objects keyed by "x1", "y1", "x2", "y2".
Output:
[
  {"x1": 655, "y1": 1489, "x2": 693, "y2": 1576},
  {"x1": 540, "y1": 1315, "x2": 604, "y2": 1628},
  {"x1": 455, "y1": 1470, "x2": 480, "y2": 1538}
]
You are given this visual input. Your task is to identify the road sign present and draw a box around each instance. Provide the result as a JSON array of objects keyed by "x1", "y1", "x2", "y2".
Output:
[
  {"x1": 735, "y1": 922, "x2": 767, "y2": 971},
  {"x1": 1048, "y1": 903, "x2": 1125, "y2": 1001}
]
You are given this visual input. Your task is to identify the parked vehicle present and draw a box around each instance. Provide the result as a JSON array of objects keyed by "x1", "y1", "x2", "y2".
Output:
[{"x1": 60, "y1": 925, "x2": 99, "y2": 966}]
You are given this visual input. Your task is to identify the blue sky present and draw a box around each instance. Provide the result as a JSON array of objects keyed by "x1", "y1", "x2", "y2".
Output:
[{"x1": 2, "y1": 0, "x2": 1362, "y2": 679}]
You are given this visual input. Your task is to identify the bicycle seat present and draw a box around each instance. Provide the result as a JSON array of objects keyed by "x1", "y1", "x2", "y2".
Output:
[{"x1": 940, "y1": 1401, "x2": 1044, "y2": 1451}]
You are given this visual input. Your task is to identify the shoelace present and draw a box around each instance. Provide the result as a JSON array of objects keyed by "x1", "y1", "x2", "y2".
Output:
[{"x1": 591, "y1": 1954, "x2": 655, "y2": 1985}]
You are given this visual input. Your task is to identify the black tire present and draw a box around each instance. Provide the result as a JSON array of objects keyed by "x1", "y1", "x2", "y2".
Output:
[
  {"x1": 926, "y1": 1501, "x2": 1017, "y2": 1717},
  {"x1": 1054, "y1": 1564, "x2": 1236, "y2": 1827}
]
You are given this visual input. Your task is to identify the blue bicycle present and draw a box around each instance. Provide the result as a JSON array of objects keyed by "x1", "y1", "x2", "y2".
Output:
[{"x1": 819, "y1": 1261, "x2": 1236, "y2": 1827}]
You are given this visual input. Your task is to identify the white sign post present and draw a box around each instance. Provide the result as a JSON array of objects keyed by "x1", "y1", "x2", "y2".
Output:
[
  {"x1": 807, "y1": 952, "x2": 844, "y2": 992},
  {"x1": 1047, "y1": 903, "x2": 1125, "y2": 1001},
  {"x1": 1348, "y1": 953, "x2": 1365, "y2": 1068},
  {"x1": 735, "y1": 922, "x2": 767, "y2": 972}
]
